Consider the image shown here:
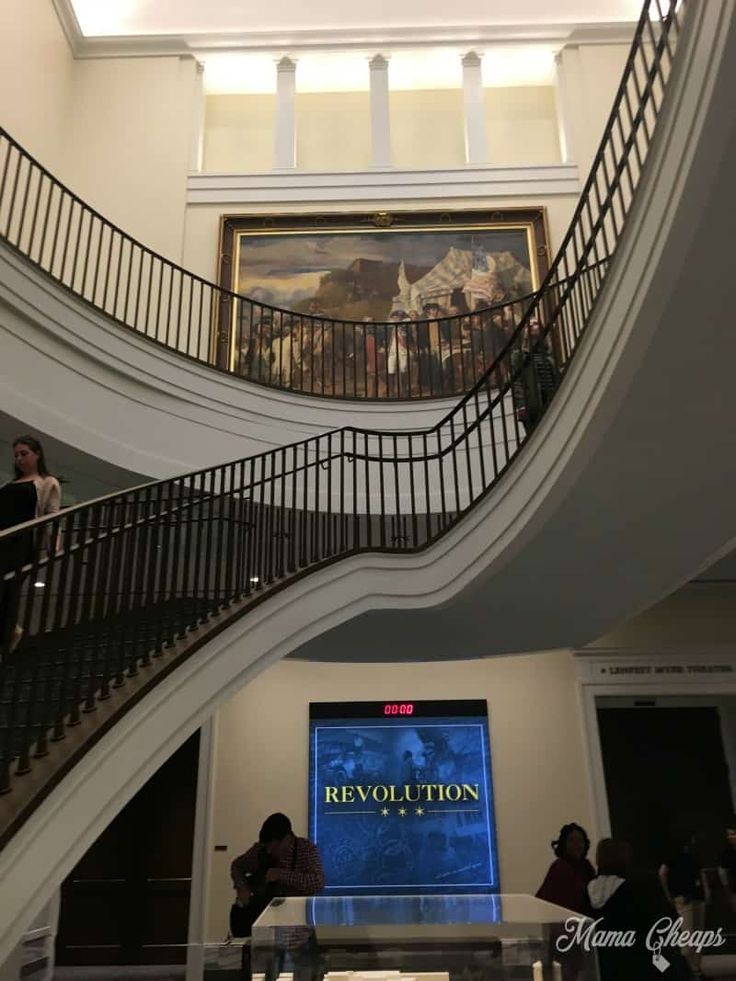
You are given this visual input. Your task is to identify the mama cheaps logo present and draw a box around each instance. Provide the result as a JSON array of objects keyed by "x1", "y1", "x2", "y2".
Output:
[{"x1": 556, "y1": 916, "x2": 726, "y2": 973}]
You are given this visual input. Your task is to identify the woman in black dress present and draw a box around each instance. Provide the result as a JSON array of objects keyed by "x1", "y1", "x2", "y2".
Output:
[{"x1": 0, "y1": 436, "x2": 61, "y2": 652}]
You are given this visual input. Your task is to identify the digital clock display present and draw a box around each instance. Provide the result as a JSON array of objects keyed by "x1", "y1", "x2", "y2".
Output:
[
  {"x1": 384, "y1": 702, "x2": 414, "y2": 716},
  {"x1": 310, "y1": 699, "x2": 486, "y2": 720}
]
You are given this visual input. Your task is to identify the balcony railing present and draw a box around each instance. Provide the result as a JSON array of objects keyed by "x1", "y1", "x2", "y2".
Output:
[
  {"x1": 0, "y1": 0, "x2": 683, "y2": 831},
  {"x1": 0, "y1": 133, "x2": 539, "y2": 400}
]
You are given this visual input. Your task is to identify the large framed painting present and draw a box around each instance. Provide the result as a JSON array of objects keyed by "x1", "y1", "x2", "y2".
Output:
[{"x1": 216, "y1": 208, "x2": 551, "y2": 398}]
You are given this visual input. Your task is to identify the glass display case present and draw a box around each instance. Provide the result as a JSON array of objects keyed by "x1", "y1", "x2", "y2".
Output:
[{"x1": 248, "y1": 894, "x2": 599, "y2": 981}]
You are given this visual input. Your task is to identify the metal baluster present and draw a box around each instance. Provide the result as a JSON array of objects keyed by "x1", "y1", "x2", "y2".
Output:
[
  {"x1": 255, "y1": 453, "x2": 267, "y2": 588},
  {"x1": 123, "y1": 236, "x2": 135, "y2": 325},
  {"x1": 26, "y1": 167, "x2": 44, "y2": 261},
  {"x1": 448, "y1": 411, "x2": 461, "y2": 520},
  {"x1": 288, "y1": 444, "x2": 298, "y2": 573},
  {"x1": 472, "y1": 380, "x2": 487, "y2": 492},
  {"x1": 154, "y1": 258, "x2": 165, "y2": 342},
  {"x1": 300, "y1": 441, "x2": 309, "y2": 566},
  {"x1": 164, "y1": 478, "x2": 185, "y2": 624},
  {"x1": 234, "y1": 460, "x2": 247, "y2": 595},
  {"x1": 485, "y1": 375, "x2": 499, "y2": 485},
  {"x1": 391, "y1": 434, "x2": 400, "y2": 546},
  {"x1": 407, "y1": 435, "x2": 418, "y2": 547},
  {"x1": 37, "y1": 179, "x2": 56, "y2": 271},
  {"x1": 78, "y1": 505, "x2": 111, "y2": 711},
  {"x1": 339, "y1": 430, "x2": 346, "y2": 554},
  {"x1": 63, "y1": 507, "x2": 91, "y2": 725},
  {"x1": 435, "y1": 426, "x2": 447, "y2": 530},
  {"x1": 188, "y1": 474, "x2": 205, "y2": 620},
  {"x1": 313, "y1": 439, "x2": 321, "y2": 562},
  {"x1": 109, "y1": 495, "x2": 139, "y2": 685},
  {"x1": 13, "y1": 538, "x2": 46, "y2": 773},
  {"x1": 49, "y1": 511, "x2": 77, "y2": 739},
  {"x1": 0, "y1": 141, "x2": 16, "y2": 232},
  {"x1": 461, "y1": 400, "x2": 474, "y2": 509},
  {"x1": 3, "y1": 147, "x2": 24, "y2": 242},
  {"x1": 364, "y1": 431, "x2": 372, "y2": 548},
  {"x1": 91, "y1": 221, "x2": 107, "y2": 309},
  {"x1": 79, "y1": 212, "x2": 96, "y2": 300},
  {"x1": 278, "y1": 447, "x2": 287, "y2": 578},
  {"x1": 164, "y1": 261, "x2": 175, "y2": 346},
  {"x1": 211, "y1": 467, "x2": 227, "y2": 607},
  {"x1": 112, "y1": 232, "x2": 126, "y2": 320},
  {"x1": 244, "y1": 456, "x2": 257, "y2": 594},
  {"x1": 377, "y1": 434, "x2": 387, "y2": 548}
]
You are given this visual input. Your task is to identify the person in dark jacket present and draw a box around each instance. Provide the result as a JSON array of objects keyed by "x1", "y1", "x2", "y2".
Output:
[
  {"x1": 511, "y1": 320, "x2": 560, "y2": 433},
  {"x1": 537, "y1": 823, "x2": 596, "y2": 914},
  {"x1": 589, "y1": 838, "x2": 690, "y2": 981}
]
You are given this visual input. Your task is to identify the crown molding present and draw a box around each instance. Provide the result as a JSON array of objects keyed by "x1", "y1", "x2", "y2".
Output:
[
  {"x1": 51, "y1": 0, "x2": 636, "y2": 59},
  {"x1": 51, "y1": 0, "x2": 84, "y2": 54},
  {"x1": 186, "y1": 163, "x2": 580, "y2": 205}
]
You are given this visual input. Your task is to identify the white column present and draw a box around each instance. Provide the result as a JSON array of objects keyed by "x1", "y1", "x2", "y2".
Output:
[
  {"x1": 554, "y1": 44, "x2": 587, "y2": 165},
  {"x1": 189, "y1": 61, "x2": 205, "y2": 172},
  {"x1": 274, "y1": 56, "x2": 297, "y2": 169},
  {"x1": 554, "y1": 49, "x2": 573, "y2": 163},
  {"x1": 369, "y1": 54, "x2": 391, "y2": 168},
  {"x1": 461, "y1": 51, "x2": 488, "y2": 165}
]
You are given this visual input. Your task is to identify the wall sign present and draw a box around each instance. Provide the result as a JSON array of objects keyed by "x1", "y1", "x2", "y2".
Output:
[{"x1": 577, "y1": 654, "x2": 736, "y2": 685}]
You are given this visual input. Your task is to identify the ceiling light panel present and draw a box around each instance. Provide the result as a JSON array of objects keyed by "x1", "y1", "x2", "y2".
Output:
[
  {"x1": 201, "y1": 54, "x2": 277, "y2": 94},
  {"x1": 71, "y1": 0, "x2": 142, "y2": 36},
  {"x1": 481, "y1": 46, "x2": 556, "y2": 86},
  {"x1": 70, "y1": 1, "x2": 643, "y2": 37},
  {"x1": 389, "y1": 50, "x2": 463, "y2": 91},
  {"x1": 296, "y1": 54, "x2": 370, "y2": 93}
]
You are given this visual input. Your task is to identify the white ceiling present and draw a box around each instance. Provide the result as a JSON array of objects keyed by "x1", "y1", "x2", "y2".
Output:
[
  {"x1": 61, "y1": 1, "x2": 640, "y2": 94},
  {"x1": 68, "y1": 0, "x2": 642, "y2": 38}
]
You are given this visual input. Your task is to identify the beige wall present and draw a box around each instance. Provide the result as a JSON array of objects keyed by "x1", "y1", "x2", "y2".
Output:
[
  {"x1": 485, "y1": 87, "x2": 561, "y2": 166},
  {"x1": 390, "y1": 89, "x2": 466, "y2": 169},
  {"x1": 205, "y1": 650, "x2": 594, "y2": 940},
  {"x1": 0, "y1": 4, "x2": 197, "y2": 263},
  {"x1": 198, "y1": 83, "x2": 576, "y2": 175},
  {"x1": 297, "y1": 92, "x2": 372, "y2": 171},
  {"x1": 64, "y1": 56, "x2": 198, "y2": 262},
  {"x1": 0, "y1": 0, "x2": 74, "y2": 175},
  {"x1": 559, "y1": 44, "x2": 630, "y2": 173},
  {"x1": 204, "y1": 94, "x2": 276, "y2": 173}
]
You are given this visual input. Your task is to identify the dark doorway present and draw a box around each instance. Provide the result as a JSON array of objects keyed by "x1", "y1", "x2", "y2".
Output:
[
  {"x1": 55, "y1": 731, "x2": 200, "y2": 966},
  {"x1": 597, "y1": 705, "x2": 734, "y2": 870}
]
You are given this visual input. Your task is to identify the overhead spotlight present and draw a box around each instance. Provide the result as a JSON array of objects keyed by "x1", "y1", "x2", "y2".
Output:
[
  {"x1": 34, "y1": 581, "x2": 45, "y2": 589},
  {"x1": 249, "y1": 576, "x2": 261, "y2": 584}
]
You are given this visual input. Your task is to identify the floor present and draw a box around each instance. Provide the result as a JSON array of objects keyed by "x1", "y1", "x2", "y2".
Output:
[{"x1": 53, "y1": 970, "x2": 186, "y2": 980}]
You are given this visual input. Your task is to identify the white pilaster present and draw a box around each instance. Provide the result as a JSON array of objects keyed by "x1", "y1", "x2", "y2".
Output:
[
  {"x1": 554, "y1": 49, "x2": 573, "y2": 164},
  {"x1": 189, "y1": 61, "x2": 205, "y2": 173},
  {"x1": 369, "y1": 54, "x2": 391, "y2": 168},
  {"x1": 274, "y1": 56, "x2": 297, "y2": 170},
  {"x1": 461, "y1": 51, "x2": 488, "y2": 166}
]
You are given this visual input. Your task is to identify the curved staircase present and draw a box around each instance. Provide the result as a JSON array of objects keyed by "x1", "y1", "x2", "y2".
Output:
[{"x1": 3, "y1": 0, "x2": 736, "y2": 960}]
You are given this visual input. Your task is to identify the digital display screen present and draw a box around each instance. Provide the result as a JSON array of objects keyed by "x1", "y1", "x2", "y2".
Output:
[{"x1": 308, "y1": 700, "x2": 499, "y2": 895}]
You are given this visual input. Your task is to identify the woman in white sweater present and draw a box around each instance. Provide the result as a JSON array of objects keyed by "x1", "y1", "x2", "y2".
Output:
[{"x1": 0, "y1": 435, "x2": 61, "y2": 652}]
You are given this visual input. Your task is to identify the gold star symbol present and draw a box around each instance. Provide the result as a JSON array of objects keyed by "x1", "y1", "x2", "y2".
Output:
[
  {"x1": 398, "y1": 807, "x2": 407, "y2": 817},
  {"x1": 380, "y1": 807, "x2": 390, "y2": 817},
  {"x1": 415, "y1": 807, "x2": 425, "y2": 816}
]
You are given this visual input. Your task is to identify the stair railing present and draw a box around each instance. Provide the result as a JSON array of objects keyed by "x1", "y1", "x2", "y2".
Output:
[{"x1": 0, "y1": 0, "x2": 683, "y2": 808}]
